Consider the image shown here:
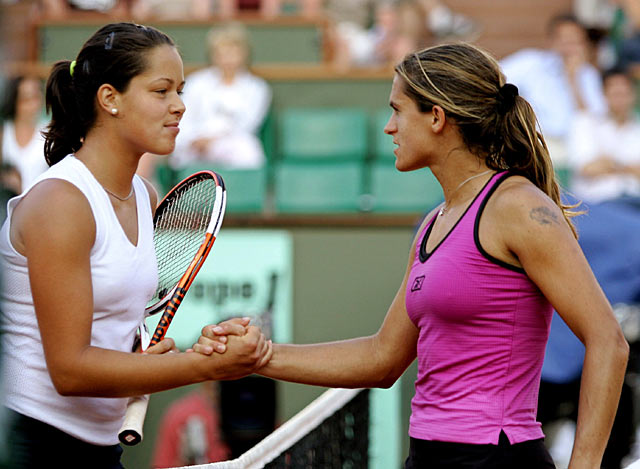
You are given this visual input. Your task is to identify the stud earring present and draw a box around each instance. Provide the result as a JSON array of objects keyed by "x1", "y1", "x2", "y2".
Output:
[{"x1": 111, "y1": 108, "x2": 118, "y2": 115}]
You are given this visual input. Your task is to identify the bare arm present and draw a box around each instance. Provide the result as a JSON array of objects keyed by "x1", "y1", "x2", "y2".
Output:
[
  {"x1": 197, "y1": 215, "x2": 435, "y2": 389},
  {"x1": 11, "y1": 180, "x2": 270, "y2": 397},
  {"x1": 488, "y1": 179, "x2": 629, "y2": 468},
  {"x1": 254, "y1": 273, "x2": 418, "y2": 389}
]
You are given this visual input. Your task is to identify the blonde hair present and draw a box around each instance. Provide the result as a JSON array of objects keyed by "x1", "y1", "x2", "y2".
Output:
[
  {"x1": 207, "y1": 22, "x2": 249, "y2": 55},
  {"x1": 395, "y1": 42, "x2": 580, "y2": 237}
]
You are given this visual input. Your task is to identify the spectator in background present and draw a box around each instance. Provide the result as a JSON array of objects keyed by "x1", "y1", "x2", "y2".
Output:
[
  {"x1": 216, "y1": 0, "x2": 322, "y2": 19},
  {"x1": 539, "y1": 64, "x2": 640, "y2": 469},
  {"x1": 329, "y1": 0, "x2": 431, "y2": 69},
  {"x1": 610, "y1": 0, "x2": 640, "y2": 71},
  {"x1": 0, "y1": 75, "x2": 48, "y2": 194},
  {"x1": 326, "y1": 0, "x2": 475, "y2": 70},
  {"x1": 418, "y1": 0, "x2": 480, "y2": 40},
  {"x1": 152, "y1": 382, "x2": 230, "y2": 468},
  {"x1": 172, "y1": 23, "x2": 271, "y2": 170},
  {"x1": 39, "y1": 0, "x2": 128, "y2": 18},
  {"x1": 501, "y1": 14, "x2": 607, "y2": 166},
  {"x1": 567, "y1": 67, "x2": 640, "y2": 203},
  {"x1": 130, "y1": 0, "x2": 214, "y2": 20}
]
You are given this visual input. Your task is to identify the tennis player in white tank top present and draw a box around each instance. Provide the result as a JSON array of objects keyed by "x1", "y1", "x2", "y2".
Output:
[{"x1": 0, "y1": 23, "x2": 272, "y2": 468}]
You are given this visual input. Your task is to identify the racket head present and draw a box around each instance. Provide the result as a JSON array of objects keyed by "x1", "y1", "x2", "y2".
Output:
[{"x1": 145, "y1": 170, "x2": 226, "y2": 317}]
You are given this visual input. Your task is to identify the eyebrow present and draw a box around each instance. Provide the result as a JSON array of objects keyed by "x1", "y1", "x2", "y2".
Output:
[{"x1": 151, "y1": 77, "x2": 185, "y2": 87}]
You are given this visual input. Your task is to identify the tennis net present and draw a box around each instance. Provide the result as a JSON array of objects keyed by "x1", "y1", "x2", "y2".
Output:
[{"x1": 170, "y1": 387, "x2": 370, "y2": 469}]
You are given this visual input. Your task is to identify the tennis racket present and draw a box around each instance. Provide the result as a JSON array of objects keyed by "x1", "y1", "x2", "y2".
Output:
[{"x1": 117, "y1": 170, "x2": 226, "y2": 446}]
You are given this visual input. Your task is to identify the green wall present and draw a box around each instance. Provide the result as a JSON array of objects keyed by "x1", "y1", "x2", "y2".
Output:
[{"x1": 37, "y1": 22, "x2": 323, "y2": 64}]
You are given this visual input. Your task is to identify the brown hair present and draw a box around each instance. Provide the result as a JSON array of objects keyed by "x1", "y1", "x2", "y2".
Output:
[{"x1": 395, "y1": 42, "x2": 579, "y2": 237}]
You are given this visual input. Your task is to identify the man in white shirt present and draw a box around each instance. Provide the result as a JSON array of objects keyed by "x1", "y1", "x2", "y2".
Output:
[
  {"x1": 567, "y1": 67, "x2": 640, "y2": 203},
  {"x1": 501, "y1": 14, "x2": 607, "y2": 165}
]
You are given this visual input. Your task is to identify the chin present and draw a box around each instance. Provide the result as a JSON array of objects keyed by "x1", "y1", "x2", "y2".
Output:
[
  {"x1": 150, "y1": 142, "x2": 176, "y2": 156},
  {"x1": 395, "y1": 160, "x2": 419, "y2": 172}
]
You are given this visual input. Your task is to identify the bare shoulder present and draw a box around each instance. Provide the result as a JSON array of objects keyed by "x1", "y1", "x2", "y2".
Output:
[
  {"x1": 484, "y1": 175, "x2": 575, "y2": 259},
  {"x1": 490, "y1": 175, "x2": 566, "y2": 229},
  {"x1": 12, "y1": 179, "x2": 95, "y2": 254}
]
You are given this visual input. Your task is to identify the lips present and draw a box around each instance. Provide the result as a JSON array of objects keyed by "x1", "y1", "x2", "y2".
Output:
[{"x1": 165, "y1": 123, "x2": 180, "y2": 135}]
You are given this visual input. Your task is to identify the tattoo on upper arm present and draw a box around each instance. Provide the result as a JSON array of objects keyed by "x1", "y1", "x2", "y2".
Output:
[{"x1": 529, "y1": 206, "x2": 560, "y2": 226}]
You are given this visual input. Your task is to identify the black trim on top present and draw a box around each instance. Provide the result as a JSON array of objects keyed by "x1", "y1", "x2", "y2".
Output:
[
  {"x1": 473, "y1": 172, "x2": 526, "y2": 274},
  {"x1": 419, "y1": 173, "x2": 498, "y2": 263}
]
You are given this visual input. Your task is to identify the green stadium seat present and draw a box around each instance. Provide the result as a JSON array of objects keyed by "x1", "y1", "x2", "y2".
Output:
[
  {"x1": 153, "y1": 162, "x2": 177, "y2": 198},
  {"x1": 369, "y1": 161, "x2": 443, "y2": 213},
  {"x1": 274, "y1": 161, "x2": 365, "y2": 213},
  {"x1": 372, "y1": 109, "x2": 396, "y2": 160},
  {"x1": 554, "y1": 165, "x2": 573, "y2": 190},
  {"x1": 279, "y1": 108, "x2": 368, "y2": 161},
  {"x1": 175, "y1": 165, "x2": 267, "y2": 214},
  {"x1": 259, "y1": 109, "x2": 277, "y2": 162}
]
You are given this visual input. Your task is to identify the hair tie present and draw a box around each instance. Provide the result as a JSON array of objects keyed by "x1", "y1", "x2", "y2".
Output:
[
  {"x1": 496, "y1": 83, "x2": 518, "y2": 115},
  {"x1": 70, "y1": 60, "x2": 77, "y2": 77}
]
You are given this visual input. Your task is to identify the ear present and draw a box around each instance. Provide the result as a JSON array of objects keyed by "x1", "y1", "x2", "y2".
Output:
[
  {"x1": 430, "y1": 105, "x2": 447, "y2": 134},
  {"x1": 96, "y1": 84, "x2": 120, "y2": 116}
]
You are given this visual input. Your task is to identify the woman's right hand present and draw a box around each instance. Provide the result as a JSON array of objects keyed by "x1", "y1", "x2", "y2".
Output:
[
  {"x1": 186, "y1": 317, "x2": 251, "y2": 354},
  {"x1": 196, "y1": 324, "x2": 273, "y2": 380}
]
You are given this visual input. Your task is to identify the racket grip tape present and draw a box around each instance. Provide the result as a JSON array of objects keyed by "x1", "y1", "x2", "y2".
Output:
[
  {"x1": 150, "y1": 288, "x2": 186, "y2": 346},
  {"x1": 118, "y1": 394, "x2": 150, "y2": 446}
]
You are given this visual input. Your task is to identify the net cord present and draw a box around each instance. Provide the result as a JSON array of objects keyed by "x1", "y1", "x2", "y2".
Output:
[{"x1": 167, "y1": 388, "x2": 365, "y2": 469}]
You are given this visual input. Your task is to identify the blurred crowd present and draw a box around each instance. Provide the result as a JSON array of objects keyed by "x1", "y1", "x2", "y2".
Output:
[{"x1": 35, "y1": 0, "x2": 480, "y2": 69}]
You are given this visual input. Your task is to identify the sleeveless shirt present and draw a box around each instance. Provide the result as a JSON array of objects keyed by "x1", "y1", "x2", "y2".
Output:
[
  {"x1": 405, "y1": 171, "x2": 553, "y2": 445},
  {"x1": 0, "y1": 155, "x2": 158, "y2": 445}
]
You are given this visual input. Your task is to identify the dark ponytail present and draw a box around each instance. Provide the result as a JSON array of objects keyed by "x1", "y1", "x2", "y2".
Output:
[
  {"x1": 43, "y1": 23, "x2": 175, "y2": 166},
  {"x1": 44, "y1": 61, "x2": 83, "y2": 165},
  {"x1": 395, "y1": 43, "x2": 580, "y2": 238}
]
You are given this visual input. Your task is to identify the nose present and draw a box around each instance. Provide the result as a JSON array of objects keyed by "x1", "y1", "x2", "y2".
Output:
[
  {"x1": 171, "y1": 94, "x2": 186, "y2": 117},
  {"x1": 383, "y1": 114, "x2": 395, "y2": 135}
]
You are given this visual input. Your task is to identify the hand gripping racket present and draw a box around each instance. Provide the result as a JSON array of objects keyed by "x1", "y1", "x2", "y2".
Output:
[{"x1": 118, "y1": 170, "x2": 226, "y2": 446}]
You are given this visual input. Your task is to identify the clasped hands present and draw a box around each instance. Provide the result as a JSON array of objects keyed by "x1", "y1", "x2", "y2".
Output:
[
  {"x1": 192, "y1": 317, "x2": 272, "y2": 378},
  {"x1": 139, "y1": 317, "x2": 271, "y2": 381}
]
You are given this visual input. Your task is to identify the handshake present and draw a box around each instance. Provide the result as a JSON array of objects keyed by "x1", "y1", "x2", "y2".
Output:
[{"x1": 188, "y1": 317, "x2": 273, "y2": 381}]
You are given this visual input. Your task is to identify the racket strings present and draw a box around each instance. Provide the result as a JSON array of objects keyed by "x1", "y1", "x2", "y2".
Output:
[{"x1": 149, "y1": 177, "x2": 218, "y2": 306}]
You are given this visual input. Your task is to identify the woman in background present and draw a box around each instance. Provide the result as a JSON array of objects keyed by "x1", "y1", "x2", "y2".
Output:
[
  {"x1": 172, "y1": 22, "x2": 271, "y2": 170},
  {"x1": 0, "y1": 75, "x2": 49, "y2": 193}
]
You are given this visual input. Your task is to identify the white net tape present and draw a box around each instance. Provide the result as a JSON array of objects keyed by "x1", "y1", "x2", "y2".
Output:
[{"x1": 168, "y1": 388, "x2": 364, "y2": 469}]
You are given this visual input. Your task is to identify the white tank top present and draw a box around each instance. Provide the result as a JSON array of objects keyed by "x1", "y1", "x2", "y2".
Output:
[{"x1": 0, "y1": 155, "x2": 158, "y2": 445}]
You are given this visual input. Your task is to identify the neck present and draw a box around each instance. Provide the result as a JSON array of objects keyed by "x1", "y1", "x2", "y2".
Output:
[
  {"x1": 611, "y1": 111, "x2": 631, "y2": 125},
  {"x1": 432, "y1": 160, "x2": 493, "y2": 216},
  {"x1": 13, "y1": 114, "x2": 38, "y2": 128},
  {"x1": 74, "y1": 128, "x2": 140, "y2": 197},
  {"x1": 431, "y1": 151, "x2": 490, "y2": 198},
  {"x1": 220, "y1": 69, "x2": 238, "y2": 84}
]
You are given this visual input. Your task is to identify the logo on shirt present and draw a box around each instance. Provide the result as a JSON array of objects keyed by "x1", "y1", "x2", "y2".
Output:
[{"x1": 411, "y1": 275, "x2": 425, "y2": 292}]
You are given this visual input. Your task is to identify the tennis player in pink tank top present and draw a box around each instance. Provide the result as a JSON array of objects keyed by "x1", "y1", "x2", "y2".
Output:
[{"x1": 197, "y1": 42, "x2": 629, "y2": 469}]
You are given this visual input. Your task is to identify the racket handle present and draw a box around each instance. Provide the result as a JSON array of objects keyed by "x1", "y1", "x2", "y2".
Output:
[
  {"x1": 118, "y1": 394, "x2": 150, "y2": 446},
  {"x1": 150, "y1": 288, "x2": 186, "y2": 346}
]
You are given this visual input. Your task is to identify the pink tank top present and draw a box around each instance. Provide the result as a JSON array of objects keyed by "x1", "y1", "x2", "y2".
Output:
[{"x1": 405, "y1": 171, "x2": 553, "y2": 445}]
